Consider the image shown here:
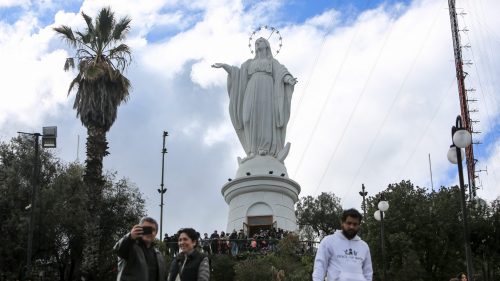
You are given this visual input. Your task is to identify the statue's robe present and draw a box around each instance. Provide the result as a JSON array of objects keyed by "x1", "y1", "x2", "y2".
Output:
[{"x1": 226, "y1": 58, "x2": 294, "y2": 160}]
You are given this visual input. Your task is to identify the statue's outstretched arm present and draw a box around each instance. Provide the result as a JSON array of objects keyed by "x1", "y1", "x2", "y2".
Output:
[
  {"x1": 283, "y1": 74, "x2": 298, "y2": 86},
  {"x1": 211, "y1": 63, "x2": 231, "y2": 74}
]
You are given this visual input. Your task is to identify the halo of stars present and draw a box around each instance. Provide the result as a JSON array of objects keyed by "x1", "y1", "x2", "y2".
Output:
[{"x1": 248, "y1": 25, "x2": 283, "y2": 57}]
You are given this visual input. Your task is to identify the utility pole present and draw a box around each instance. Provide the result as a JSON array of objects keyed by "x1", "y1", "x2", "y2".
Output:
[
  {"x1": 359, "y1": 184, "x2": 368, "y2": 219},
  {"x1": 158, "y1": 131, "x2": 168, "y2": 240},
  {"x1": 447, "y1": 0, "x2": 477, "y2": 198},
  {"x1": 379, "y1": 194, "x2": 388, "y2": 281},
  {"x1": 18, "y1": 127, "x2": 57, "y2": 279},
  {"x1": 451, "y1": 117, "x2": 475, "y2": 281},
  {"x1": 26, "y1": 133, "x2": 40, "y2": 278}
]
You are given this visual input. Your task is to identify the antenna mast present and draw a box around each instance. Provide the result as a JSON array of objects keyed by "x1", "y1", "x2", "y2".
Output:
[
  {"x1": 77, "y1": 135, "x2": 80, "y2": 162},
  {"x1": 447, "y1": 0, "x2": 477, "y2": 198},
  {"x1": 428, "y1": 153, "x2": 434, "y2": 192}
]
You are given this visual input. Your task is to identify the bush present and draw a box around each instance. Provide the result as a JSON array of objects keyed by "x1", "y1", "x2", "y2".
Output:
[
  {"x1": 234, "y1": 255, "x2": 275, "y2": 281},
  {"x1": 233, "y1": 235, "x2": 315, "y2": 281},
  {"x1": 211, "y1": 254, "x2": 236, "y2": 281}
]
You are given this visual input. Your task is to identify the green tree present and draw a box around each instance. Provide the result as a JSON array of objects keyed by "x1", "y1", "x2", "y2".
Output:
[
  {"x1": 365, "y1": 181, "x2": 458, "y2": 281},
  {"x1": 0, "y1": 136, "x2": 60, "y2": 280},
  {"x1": 0, "y1": 137, "x2": 145, "y2": 280},
  {"x1": 469, "y1": 197, "x2": 500, "y2": 281},
  {"x1": 489, "y1": 198, "x2": 500, "y2": 279},
  {"x1": 363, "y1": 181, "x2": 500, "y2": 281},
  {"x1": 53, "y1": 7, "x2": 132, "y2": 278},
  {"x1": 295, "y1": 192, "x2": 343, "y2": 238}
]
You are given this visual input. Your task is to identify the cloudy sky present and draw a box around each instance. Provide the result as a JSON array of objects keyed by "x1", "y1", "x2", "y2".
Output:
[{"x1": 1, "y1": 0, "x2": 499, "y2": 236}]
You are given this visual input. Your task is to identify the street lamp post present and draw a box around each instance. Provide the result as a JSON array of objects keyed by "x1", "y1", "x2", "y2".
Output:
[
  {"x1": 447, "y1": 115, "x2": 475, "y2": 281},
  {"x1": 359, "y1": 184, "x2": 368, "y2": 220},
  {"x1": 18, "y1": 126, "x2": 57, "y2": 279},
  {"x1": 375, "y1": 195, "x2": 389, "y2": 281},
  {"x1": 157, "y1": 131, "x2": 168, "y2": 240}
]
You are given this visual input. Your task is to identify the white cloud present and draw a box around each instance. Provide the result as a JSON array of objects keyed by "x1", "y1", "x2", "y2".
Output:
[
  {"x1": 0, "y1": 14, "x2": 72, "y2": 130},
  {"x1": 1, "y1": 0, "x2": 499, "y2": 234},
  {"x1": 305, "y1": 10, "x2": 339, "y2": 29},
  {"x1": 476, "y1": 138, "x2": 500, "y2": 202},
  {"x1": 0, "y1": 0, "x2": 29, "y2": 8}
]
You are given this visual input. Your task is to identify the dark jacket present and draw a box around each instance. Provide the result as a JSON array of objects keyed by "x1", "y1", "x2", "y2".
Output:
[
  {"x1": 168, "y1": 250, "x2": 209, "y2": 281},
  {"x1": 114, "y1": 233, "x2": 166, "y2": 281}
]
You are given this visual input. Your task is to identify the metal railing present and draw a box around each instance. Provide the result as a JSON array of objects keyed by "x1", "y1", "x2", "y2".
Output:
[{"x1": 160, "y1": 238, "x2": 319, "y2": 257}]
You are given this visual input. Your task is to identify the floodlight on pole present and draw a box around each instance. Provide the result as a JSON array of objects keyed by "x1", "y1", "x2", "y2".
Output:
[
  {"x1": 42, "y1": 126, "x2": 57, "y2": 148},
  {"x1": 18, "y1": 126, "x2": 57, "y2": 279}
]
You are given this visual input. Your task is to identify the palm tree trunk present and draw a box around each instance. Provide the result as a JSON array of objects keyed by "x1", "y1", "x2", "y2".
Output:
[
  {"x1": 81, "y1": 125, "x2": 108, "y2": 280},
  {"x1": 84, "y1": 125, "x2": 108, "y2": 190}
]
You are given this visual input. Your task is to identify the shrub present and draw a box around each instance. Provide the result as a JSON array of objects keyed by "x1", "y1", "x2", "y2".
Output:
[
  {"x1": 233, "y1": 235, "x2": 315, "y2": 281},
  {"x1": 211, "y1": 254, "x2": 236, "y2": 281}
]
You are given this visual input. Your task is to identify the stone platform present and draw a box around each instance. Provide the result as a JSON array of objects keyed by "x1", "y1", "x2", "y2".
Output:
[{"x1": 221, "y1": 156, "x2": 301, "y2": 232}]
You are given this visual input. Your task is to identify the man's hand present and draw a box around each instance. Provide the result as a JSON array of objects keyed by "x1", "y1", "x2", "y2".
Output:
[{"x1": 130, "y1": 224, "x2": 143, "y2": 240}]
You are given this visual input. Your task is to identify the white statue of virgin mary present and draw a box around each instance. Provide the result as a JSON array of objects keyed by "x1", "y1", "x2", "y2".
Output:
[{"x1": 212, "y1": 37, "x2": 297, "y2": 162}]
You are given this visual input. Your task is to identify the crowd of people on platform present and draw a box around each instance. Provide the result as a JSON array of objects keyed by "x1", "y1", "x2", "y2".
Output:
[
  {"x1": 162, "y1": 227, "x2": 294, "y2": 257},
  {"x1": 114, "y1": 210, "x2": 470, "y2": 281}
]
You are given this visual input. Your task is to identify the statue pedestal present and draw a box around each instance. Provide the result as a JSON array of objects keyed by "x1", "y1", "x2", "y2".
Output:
[{"x1": 221, "y1": 156, "x2": 301, "y2": 233}]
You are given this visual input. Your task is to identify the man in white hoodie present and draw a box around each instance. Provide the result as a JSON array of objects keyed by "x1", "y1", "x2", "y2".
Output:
[{"x1": 312, "y1": 208, "x2": 373, "y2": 281}]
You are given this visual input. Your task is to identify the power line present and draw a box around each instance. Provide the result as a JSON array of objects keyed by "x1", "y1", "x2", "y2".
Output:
[
  {"x1": 291, "y1": 13, "x2": 367, "y2": 177},
  {"x1": 462, "y1": 1, "x2": 497, "y2": 130},
  {"x1": 311, "y1": 19, "x2": 397, "y2": 195},
  {"x1": 288, "y1": 8, "x2": 340, "y2": 130},
  {"x1": 396, "y1": 76, "x2": 456, "y2": 179},
  {"x1": 342, "y1": 1, "x2": 444, "y2": 192}
]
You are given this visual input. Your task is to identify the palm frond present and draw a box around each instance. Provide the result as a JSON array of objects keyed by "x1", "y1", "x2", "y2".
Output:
[
  {"x1": 81, "y1": 11, "x2": 95, "y2": 34},
  {"x1": 107, "y1": 44, "x2": 131, "y2": 70},
  {"x1": 75, "y1": 31, "x2": 90, "y2": 44},
  {"x1": 68, "y1": 73, "x2": 81, "y2": 95},
  {"x1": 111, "y1": 56, "x2": 129, "y2": 72},
  {"x1": 63, "y1": 57, "x2": 75, "y2": 71},
  {"x1": 96, "y1": 7, "x2": 114, "y2": 47},
  {"x1": 74, "y1": 32, "x2": 98, "y2": 55},
  {"x1": 112, "y1": 16, "x2": 131, "y2": 40},
  {"x1": 76, "y1": 48, "x2": 95, "y2": 60},
  {"x1": 53, "y1": 26, "x2": 77, "y2": 47}
]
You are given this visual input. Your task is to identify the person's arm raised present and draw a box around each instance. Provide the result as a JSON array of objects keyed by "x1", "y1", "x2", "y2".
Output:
[{"x1": 114, "y1": 225, "x2": 143, "y2": 259}]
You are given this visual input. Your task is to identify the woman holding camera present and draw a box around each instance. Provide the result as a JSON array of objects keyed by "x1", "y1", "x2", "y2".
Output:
[{"x1": 168, "y1": 228, "x2": 210, "y2": 281}]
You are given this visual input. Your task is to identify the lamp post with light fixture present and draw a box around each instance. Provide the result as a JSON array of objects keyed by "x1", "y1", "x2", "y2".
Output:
[
  {"x1": 157, "y1": 131, "x2": 168, "y2": 240},
  {"x1": 374, "y1": 194, "x2": 389, "y2": 281},
  {"x1": 359, "y1": 184, "x2": 368, "y2": 220},
  {"x1": 447, "y1": 115, "x2": 475, "y2": 281},
  {"x1": 18, "y1": 126, "x2": 57, "y2": 278}
]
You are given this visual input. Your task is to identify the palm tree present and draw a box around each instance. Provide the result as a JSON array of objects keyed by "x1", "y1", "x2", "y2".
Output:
[{"x1": 54, "y1": 7, "x2": 132, "y2": 279}]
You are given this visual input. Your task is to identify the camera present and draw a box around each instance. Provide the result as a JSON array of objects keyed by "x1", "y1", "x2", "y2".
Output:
[{"x1": 142, "y1": 226, "x2": 153, "y2": 235}]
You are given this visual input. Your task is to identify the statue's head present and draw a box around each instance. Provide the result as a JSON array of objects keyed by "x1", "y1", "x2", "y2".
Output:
[{"x1": 254, "y1": 37, "x2": 272, "y2": 59}]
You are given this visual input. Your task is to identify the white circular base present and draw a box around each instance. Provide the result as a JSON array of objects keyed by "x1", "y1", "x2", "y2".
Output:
[
  {"x1": 236, "y1": 155, "x2": 288, "y2": 178},
  {"x1": 221, "y1": 174, "x2": 300, "y2": 233}
]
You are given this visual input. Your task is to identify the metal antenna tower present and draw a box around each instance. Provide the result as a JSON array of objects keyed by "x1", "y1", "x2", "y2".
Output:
[{"x1": 447, "y1": 0, "x2": 477, "y2": 197}]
